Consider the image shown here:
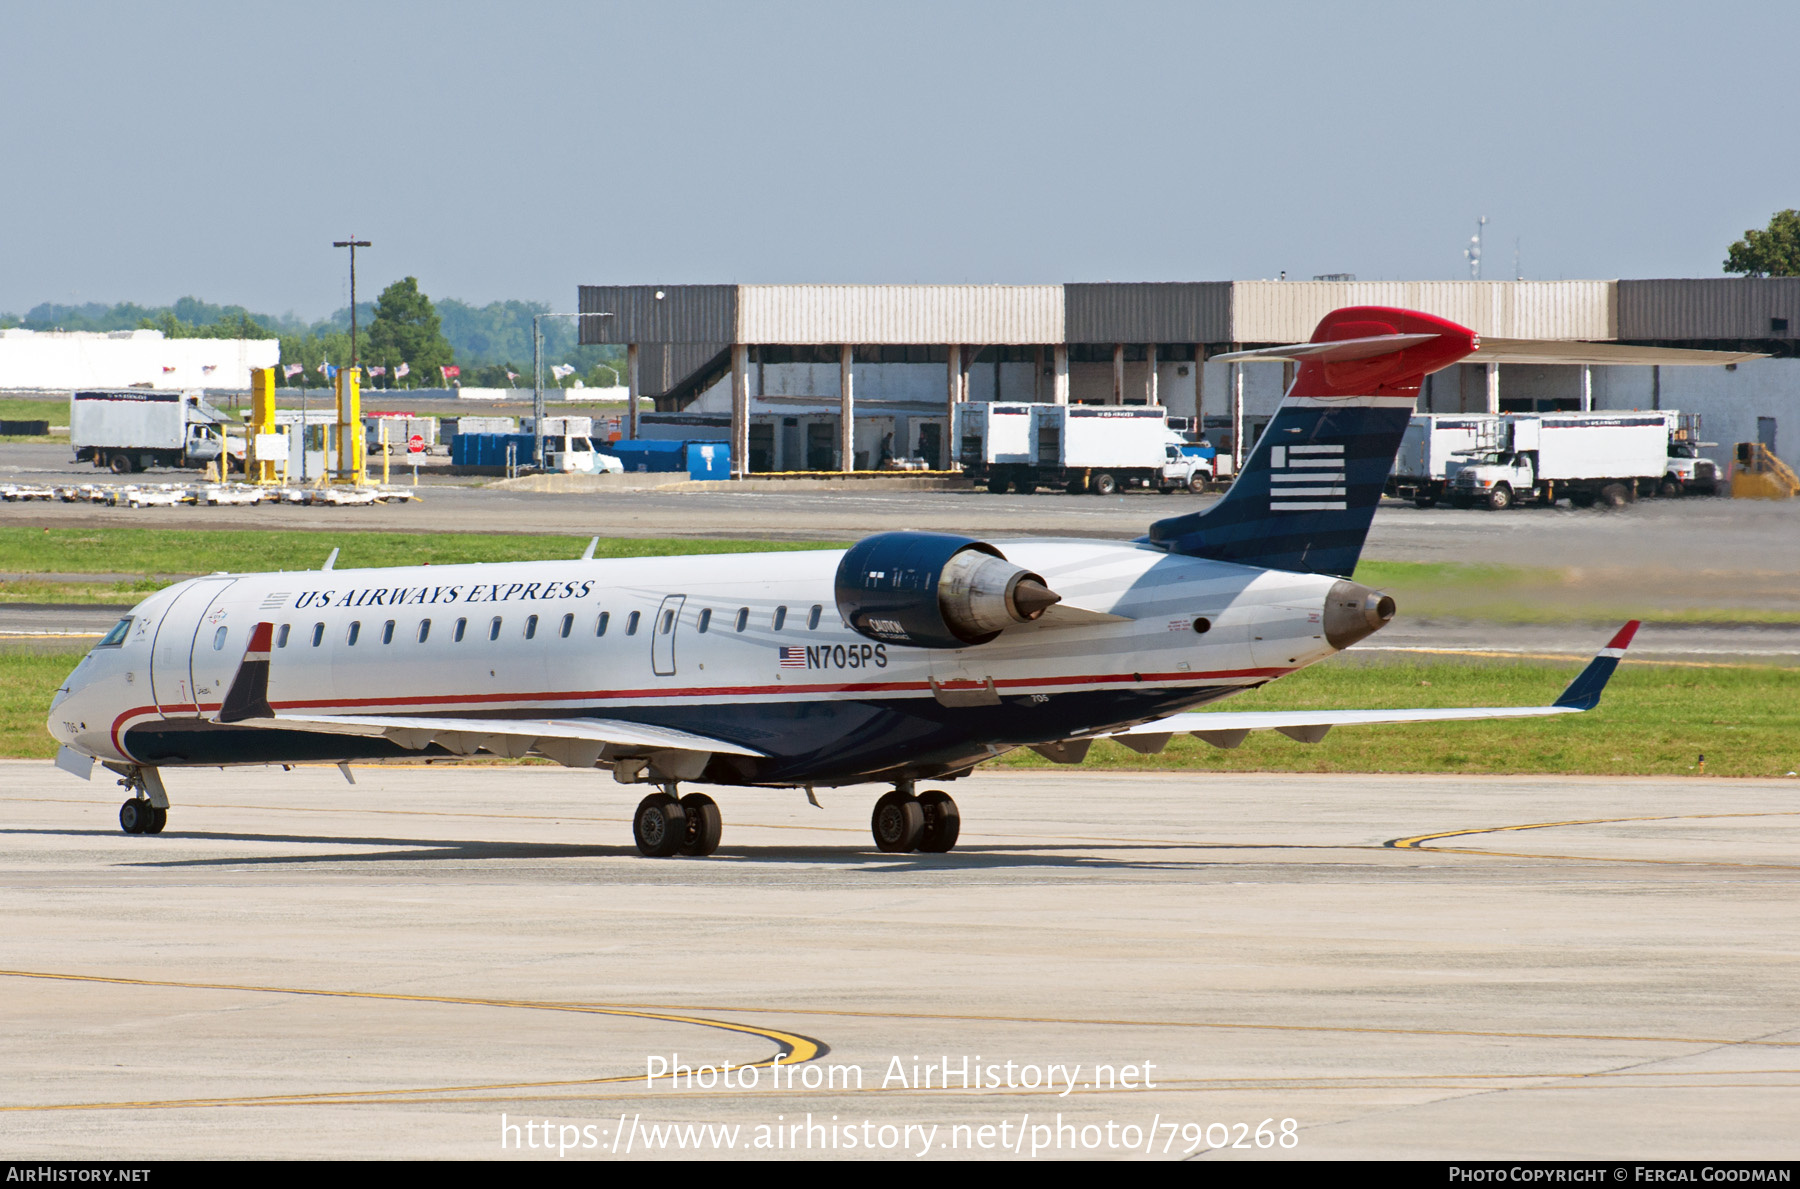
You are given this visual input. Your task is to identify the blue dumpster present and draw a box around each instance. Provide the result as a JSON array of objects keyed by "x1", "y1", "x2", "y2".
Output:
[{"x1": 686, "y1": 442, "x2": 731, "y2": 480}]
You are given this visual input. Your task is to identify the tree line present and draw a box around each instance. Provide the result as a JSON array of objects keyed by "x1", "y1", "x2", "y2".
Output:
[{"x1": 1, "y1": 286, "x2": 626, "y2": 390}]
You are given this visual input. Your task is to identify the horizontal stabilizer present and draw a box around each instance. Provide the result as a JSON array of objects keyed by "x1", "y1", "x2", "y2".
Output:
[
  {"x1": 1473, "y1": 340, "x2": 1765, "y2": 367},
  {"x1": 1213, "y1": 337, "x2": 1762, "y2": 369},
  {"x1": 1093, "y1": 622, "x2": 1637, "y2": 744},
  {"x1": 1209, "y1": 333, "x2": 1444, "y2": 366}
]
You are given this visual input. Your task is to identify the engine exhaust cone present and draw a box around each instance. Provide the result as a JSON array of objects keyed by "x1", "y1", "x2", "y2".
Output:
[{"x1": 1010, "y1": 578, "x2": 1061, "y2": 620}]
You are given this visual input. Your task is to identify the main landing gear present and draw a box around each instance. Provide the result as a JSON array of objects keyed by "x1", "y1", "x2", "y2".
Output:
[
  {"x1": 115, "y1": 766, "x2": 167, "y2": 835},
  {"x1": 632, "y1": 786, "x2": 722, "y2": 858},
  {"x1": 871, "y1": 782, "x2": 960, "y2": 854}
]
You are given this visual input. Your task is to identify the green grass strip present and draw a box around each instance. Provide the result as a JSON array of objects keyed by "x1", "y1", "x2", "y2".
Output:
[{"x1": 0, "y1": 527, "x2": 839, "y2": 583}]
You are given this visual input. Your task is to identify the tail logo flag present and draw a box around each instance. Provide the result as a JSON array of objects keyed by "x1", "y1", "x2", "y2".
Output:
[
  {"x1": 1148, "y1": 307, "x2": 1478, "y2": 578},
  {"x1": 1269, "y1": 444, "x2": 1346, "y2": 511}
]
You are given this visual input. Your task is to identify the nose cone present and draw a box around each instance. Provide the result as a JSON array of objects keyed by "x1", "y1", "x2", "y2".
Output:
[
  {"x1": 1323, "y1": 580, "x2": 1396, "y2": 649},
  {"x1": 46, "y1": 654, "x2": 97, "y2": 748}
]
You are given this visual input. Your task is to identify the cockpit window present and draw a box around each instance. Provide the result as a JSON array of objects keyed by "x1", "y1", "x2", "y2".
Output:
[{"x1": 97, "y1": 617, "x2": 132, "y2": 648}]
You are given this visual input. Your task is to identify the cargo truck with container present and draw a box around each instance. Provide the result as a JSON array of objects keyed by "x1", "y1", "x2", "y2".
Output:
[
  {"x1": 1445, "y1": 413, "x2": 1670, "y2": 509},
  {"x1": 955, "y1": 403, "x2": 1211, "y2": 494},
  {"x1": 1385, "y1": 414, "x2": 1497, "y2": 507},
  {"x1": 70, "y1": 389, "x2": 243, "y2": 474}
]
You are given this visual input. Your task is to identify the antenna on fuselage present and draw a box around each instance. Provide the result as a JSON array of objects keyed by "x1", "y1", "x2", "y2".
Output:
[
  {"x1": 580, "y1": 536, "x2": 599, "y2": 561},
  {"x1": 322, "y1": 547, "x2": 339, "y2": 571}
]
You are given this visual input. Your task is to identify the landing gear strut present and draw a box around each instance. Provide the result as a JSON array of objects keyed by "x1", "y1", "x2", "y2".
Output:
[
  {"x1": 871, "y1": 782, "x2": 960, "y2": 854},
  {"x1": 632, "y1": 786, "x2": 722, "y2": 858},
  {"x1": 115, "y1": 766, "x2": 168, "y2": 835}
]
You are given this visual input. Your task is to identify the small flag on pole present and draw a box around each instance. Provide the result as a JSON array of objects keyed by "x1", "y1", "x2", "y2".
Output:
[
  {"x1": 506, "y1": 371, "x2": 520, "y2": 385},
  {"x1": 368, "y1": 365, "x2": 386, "y2": 377},
  {"x1": 551, "y1": 364, "x2": 576, "y2": 380},
  {"x1": 283, "y1": 363, "x2": 303, "y2": 380},
  {"x1": 440, "y1": 365, "x2": 461, "y2": 382},
  {"x1": 201, "y1": 364, "x2": 217, "y2": 374},
  {"x1": 395, "y1": 362, "x2": 410, "y2": 379},
  {"x1": 162, "y1": 365, "x2": 177, "y2": 374}
]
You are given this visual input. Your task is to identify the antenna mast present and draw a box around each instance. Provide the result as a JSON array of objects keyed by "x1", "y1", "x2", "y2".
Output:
[{"x1": 1464, "y1": 216, "x2": 1487, "y2": 279}]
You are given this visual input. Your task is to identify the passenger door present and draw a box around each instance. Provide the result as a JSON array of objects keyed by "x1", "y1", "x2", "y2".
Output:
[
  {"x1": 149, "y1": 578, "x2": 237, "y2": 716},
  {"x1": 651, "y1": 594, "x2": 686, "y2": 677}
]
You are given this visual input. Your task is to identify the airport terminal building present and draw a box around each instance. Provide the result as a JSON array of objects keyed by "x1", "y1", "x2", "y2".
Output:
[{"x1": 578, "y1": 279, "x2": 1800, "y2": 472}]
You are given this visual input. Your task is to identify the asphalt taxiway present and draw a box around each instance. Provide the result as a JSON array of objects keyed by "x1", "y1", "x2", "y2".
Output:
[{"x1": 3, "y1": 761, "x2": 1797, "y2": 1159}]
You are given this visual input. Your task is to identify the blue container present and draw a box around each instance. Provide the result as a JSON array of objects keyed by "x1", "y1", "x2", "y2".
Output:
[
  {"x1": 686, "y1": 442, "x2": 731, "y2": 480},
  {"x1": 603, "y1": 439, "x2": 688, "y2": 473},
  {"x1": 451, "y1": 433, "x2": 538, "y2": 466}
]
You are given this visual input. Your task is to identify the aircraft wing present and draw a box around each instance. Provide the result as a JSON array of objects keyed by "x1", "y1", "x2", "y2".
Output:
[
  {"x1": 1088, "y1": 622, "x2": 1638, "y2": 750},
  {"x1": 245, "y1": 712, "x2": 765, "y2": 757}
]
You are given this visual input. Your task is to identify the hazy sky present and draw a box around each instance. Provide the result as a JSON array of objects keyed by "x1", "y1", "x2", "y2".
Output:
[{"x1": 3, "y1": 1, "x2": 1793, "y2": 319}]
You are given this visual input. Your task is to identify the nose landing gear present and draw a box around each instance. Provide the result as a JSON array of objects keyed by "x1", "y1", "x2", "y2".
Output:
[
  {"x1": 871, "y1": 781, "x2": 961, "y2": 854},
  {"x1": 119, "y1": 799, "x2": 165, "y2": 835},
  {"x1": 114, "y1": 766, "x2": 168, "y2": 835}
]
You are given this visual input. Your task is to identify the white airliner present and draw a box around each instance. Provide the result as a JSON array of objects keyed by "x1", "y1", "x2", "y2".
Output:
[{"x1": 48, "y1": 307, "x2": 1653, "y2": 857}]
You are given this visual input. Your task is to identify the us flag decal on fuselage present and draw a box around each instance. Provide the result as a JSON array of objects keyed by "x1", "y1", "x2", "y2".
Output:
[
  {"x1": 779, "y1": 643, "x2": 889, "y2": 670},
  {"x1": 1268, "y1": 442, "x2": 1346, "y2": 511}
]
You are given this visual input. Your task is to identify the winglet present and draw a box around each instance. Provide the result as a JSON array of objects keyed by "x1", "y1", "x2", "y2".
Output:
[
  {"x1": 217, "y1": 621, "x2": 275, "y2": 723},
  {"x1": 1552, "y1": 620, "x2": 1639, "y2": 711}
]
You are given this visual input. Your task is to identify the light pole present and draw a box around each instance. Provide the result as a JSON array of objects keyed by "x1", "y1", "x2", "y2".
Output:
[
  {"x1": 332, "y1": 236, "x2": 372, "y2": 367},
  {"x1": 532, "y1": 311, "x2": 614, "y2": 469}
]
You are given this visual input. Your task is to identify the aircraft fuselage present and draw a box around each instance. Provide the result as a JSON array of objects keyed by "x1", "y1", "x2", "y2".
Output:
[{"x1": 49, "y1": 539, "x2": 1350, "y2": 787}]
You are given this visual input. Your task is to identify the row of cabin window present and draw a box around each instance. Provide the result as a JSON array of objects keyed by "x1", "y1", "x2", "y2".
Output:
[{"x1": 256, "y1": 602, "x2": 827, "y2": 650}]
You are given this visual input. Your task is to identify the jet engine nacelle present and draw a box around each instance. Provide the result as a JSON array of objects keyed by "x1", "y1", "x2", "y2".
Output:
[{"x1": 835, "y1": 531, "x2": 1062, "y2": 649}]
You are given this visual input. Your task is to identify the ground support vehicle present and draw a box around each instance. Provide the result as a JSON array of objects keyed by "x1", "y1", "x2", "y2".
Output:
[
  {"x1": 523, "y1": 416, "x2": 623, "y2": 474},
  {"x1": 70, "y1": 389, "x2": 242, "y2": 474},
  {"x1": 1446, "y1": 413, "x2": 1669, "y2": 509},
  {"x1": 1660, "y1": 413, "x2": 1719, "y2": 496},
  {"x1": 1386, "y1": 414, "x2": 1496, "y2": 507},
  {"x1": 1730, "y1": 442, "x2": 1799, "y2": 500},
  {"x1": 956, "y1": 404, "x2": 1209, "y2": 494}
]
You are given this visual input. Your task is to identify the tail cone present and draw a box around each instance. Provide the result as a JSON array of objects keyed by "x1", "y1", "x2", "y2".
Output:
[{"x1": 1323, "y1": 580, "x2": 1395, "y2": 649}]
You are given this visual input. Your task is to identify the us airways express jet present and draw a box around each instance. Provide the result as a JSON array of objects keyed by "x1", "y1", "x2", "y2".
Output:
[{"x1": 49, "y1": 307, "x2": 1646, "y2": 857}]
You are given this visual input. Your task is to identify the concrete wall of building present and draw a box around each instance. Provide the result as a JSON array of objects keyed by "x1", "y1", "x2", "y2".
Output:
[
  {"x1": 0, "y1": 328, "x2": 279, "y2": 391},
  {"x1": 1593, "y1": 359, "x2": 1800, "y2": 465}
]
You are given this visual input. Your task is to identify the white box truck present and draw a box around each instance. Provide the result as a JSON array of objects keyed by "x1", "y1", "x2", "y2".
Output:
[
  {"x1": 522, "y1": 415, "x2": 619, "y2": 474},
  {"x1": 955, "y1": 403, "x2": 1210, "y2": 494},
  {"x1": 1446, "y1": 413, "x2": 1670, "y2": 509},
  {"x1": 71, "y1": 389, "x2": 241, "y2": 474},
  {"x1": 1386, "y1": 414, "x2": 1497, "y2": 507}
]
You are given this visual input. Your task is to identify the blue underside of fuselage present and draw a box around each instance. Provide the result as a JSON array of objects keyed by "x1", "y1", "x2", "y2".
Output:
[{"x1": 119, "y1": 684, "x2": 1251, "y2": 786}]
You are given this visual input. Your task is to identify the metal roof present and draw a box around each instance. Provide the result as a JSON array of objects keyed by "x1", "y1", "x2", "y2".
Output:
[
  {"x1": 578, "y1": 279, "x2": 1796, "y2": 348},
  {"x1": 1618, "y1": 278, "x2": 1800, "y2": 340}
]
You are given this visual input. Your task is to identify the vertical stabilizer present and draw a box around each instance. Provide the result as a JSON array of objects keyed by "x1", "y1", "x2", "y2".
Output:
[{"x1": 1148, "y1": 307, "x2": 1477, "y2": 577}]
